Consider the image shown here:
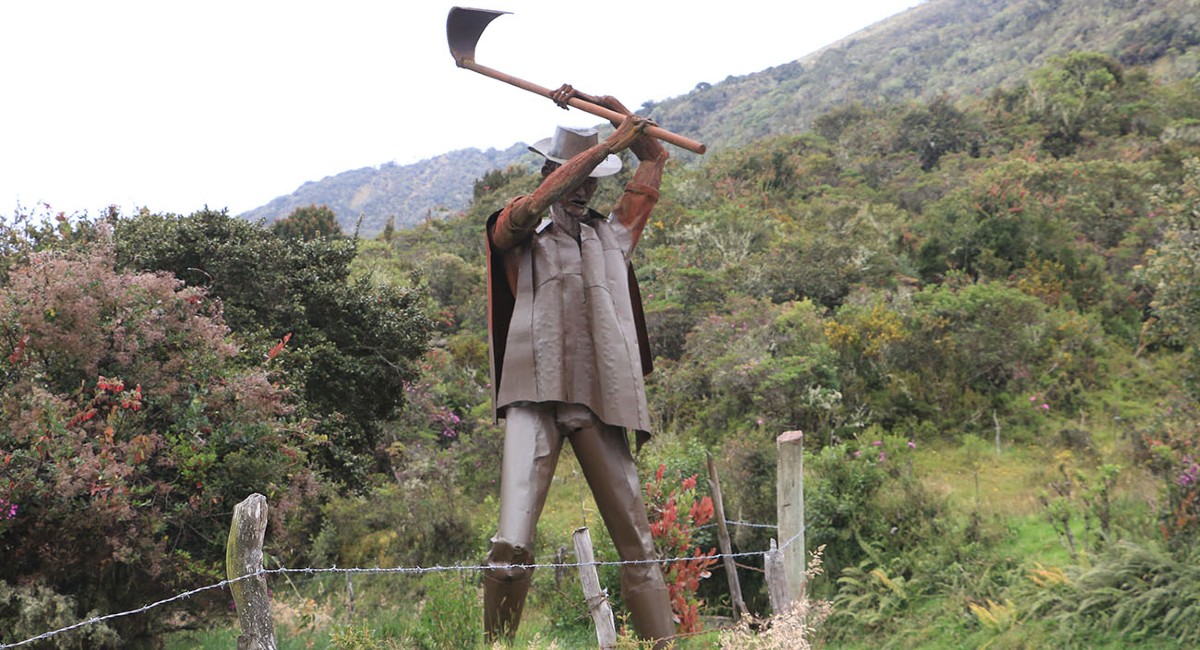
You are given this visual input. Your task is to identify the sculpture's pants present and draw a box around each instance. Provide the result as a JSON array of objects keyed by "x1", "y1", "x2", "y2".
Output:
[{"x1": 484, "y1": 402, "x2": 674, "y2": 645}]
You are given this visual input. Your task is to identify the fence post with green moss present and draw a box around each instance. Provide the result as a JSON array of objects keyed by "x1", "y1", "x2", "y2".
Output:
[{"x1": 226, "y1": 493, "x2": 277, "y2": 650}]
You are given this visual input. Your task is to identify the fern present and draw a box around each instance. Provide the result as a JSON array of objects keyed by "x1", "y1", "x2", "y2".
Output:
[
  {"x1": 829, "y1": 559, "x2": 917, "y2": 633},
  {"x1": 1030, "y1": 541, "x2": 1200, "y2": 645}
]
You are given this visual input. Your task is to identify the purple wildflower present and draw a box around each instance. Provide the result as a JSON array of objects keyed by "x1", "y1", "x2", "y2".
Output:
[{"x1": 1179, "y1": 463, "x2": 1200, "y2": 487}]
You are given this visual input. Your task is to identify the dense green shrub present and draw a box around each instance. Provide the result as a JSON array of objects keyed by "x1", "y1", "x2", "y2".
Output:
[
  {"x1": 804, "y1": 436, "x2": 945, "y2": 582},
  {"x1": 310, "y1": 446, "x2": 476, "y2": 571},
  {"x1": 651, "y1": 298, "x2": 839, "y2": 445},
  {"x1": 1138, "y1": 158, "x2": 1200, "y2": 394},
  {"x1": 0, "y1": 581, "x2": 120, "y2": 649}
]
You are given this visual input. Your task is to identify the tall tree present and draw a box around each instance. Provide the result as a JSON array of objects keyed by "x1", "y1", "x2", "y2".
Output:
[{"x1": 271, "y1": 204, "x2": 343, "y2": 240}]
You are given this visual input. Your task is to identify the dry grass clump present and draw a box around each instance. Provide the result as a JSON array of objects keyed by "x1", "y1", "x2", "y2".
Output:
[{"x1": 718, "y1": 547, "x2": 831, "y2": 650}]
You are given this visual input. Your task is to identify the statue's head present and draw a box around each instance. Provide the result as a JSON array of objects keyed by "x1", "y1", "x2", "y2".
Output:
[{"x1": 529, "y1": 126, "x2": 621, "y2": 221}]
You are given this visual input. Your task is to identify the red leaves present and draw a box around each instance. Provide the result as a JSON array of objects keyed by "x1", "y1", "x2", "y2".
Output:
[
  {"x1": 97, "y1": 376, "x2": 125, "y2": 393},
  {"x1": 267, "y1": 332, "x2": 292, "y2": 360},
  {"x1": 93, "y1": 377, "x2": 143, "y2": 413},
  {"x1": 689, "y1": 495, "x2": 715, "y2": 527},
  {"x1": 644, "y1": 465, "x2": 719, "y2": 634},
  {"x1": 8, "y1": 335, "x2": 29, "y2": 365},
  {"x1": 67, "y1": 408, "x2": 98, "y2": 428}
]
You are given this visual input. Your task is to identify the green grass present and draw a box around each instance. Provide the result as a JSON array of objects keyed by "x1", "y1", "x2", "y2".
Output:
[{"x1": 916, "y1": 439, "x2": 1052, "y2": 516}]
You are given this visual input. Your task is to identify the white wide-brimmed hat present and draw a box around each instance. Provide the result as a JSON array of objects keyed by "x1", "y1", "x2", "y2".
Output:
[{"x1": 528, "y1": 126, "x2": 622, "y2": 177}]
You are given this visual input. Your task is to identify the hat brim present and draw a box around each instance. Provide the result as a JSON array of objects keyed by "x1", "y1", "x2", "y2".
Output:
[{"x1": 529, "y1": 138, "x2": 622, "y2": 177}]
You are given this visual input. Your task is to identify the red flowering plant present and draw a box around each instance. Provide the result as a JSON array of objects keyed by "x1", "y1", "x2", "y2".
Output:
[
  {"x1": 644, "y1": 463, "x2": 719, "y2": 634},
  {"x1": 0, "y1": 244, "x2": 317, "y2": 641}
]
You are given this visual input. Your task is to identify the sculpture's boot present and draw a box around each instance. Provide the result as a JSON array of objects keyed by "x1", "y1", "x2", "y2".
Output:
[
  {"x1": 622, "y1": 573, "x2": 676, "y2": 648},
  {"x1": 483, "y1": 539, "x2": 533, "y2": 644},
  {"x1": 483, "y1": 572, "x2": 530, "y2": 643}
]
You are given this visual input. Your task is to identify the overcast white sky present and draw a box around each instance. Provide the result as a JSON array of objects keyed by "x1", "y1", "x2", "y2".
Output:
[{"x1": 0, "y1": 1, "x2": 920, "y2": 218}]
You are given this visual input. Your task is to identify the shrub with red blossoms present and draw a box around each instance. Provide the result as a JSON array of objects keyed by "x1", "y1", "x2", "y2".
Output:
[{"x1": 0, "y1": 243, "x2": 317, "y2": 643}]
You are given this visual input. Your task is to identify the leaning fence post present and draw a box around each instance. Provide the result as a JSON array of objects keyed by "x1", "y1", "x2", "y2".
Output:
[
  {"x1": 763, "y1": 538, "x2": 789, "y2": 614},
  {"x1": 776, "y1": 430, "x2": 806, "y2": 605},
  {"x1": 706, "y1": 452, "x2": 749, "y2": 621},
  {"x1": 227, "y1": 493, "x2": 277, "y2": 650},
  {"x1": 573, "y1": 527, "x2": 617, "y2": 649}
]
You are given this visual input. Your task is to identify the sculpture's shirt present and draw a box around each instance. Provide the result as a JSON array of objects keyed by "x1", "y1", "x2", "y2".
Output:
[
  {"x1": 493, "y1": 207, "x2": 651, "y2": 434},
  {"x1": 487, "y1": 180, "x2": 660, "y2": 441}
]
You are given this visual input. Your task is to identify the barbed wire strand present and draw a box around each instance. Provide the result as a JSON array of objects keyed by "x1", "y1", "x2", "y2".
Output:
[
  {"x1": 698, "y1": 519, "x2": 779, "y2": 531},
  {"x1": 0, "y1": 523, "x2": 804, "y2": 649}
]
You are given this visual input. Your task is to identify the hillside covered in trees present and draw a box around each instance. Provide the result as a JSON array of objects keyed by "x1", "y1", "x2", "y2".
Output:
[{"x1": 3, "y1": 0, "x2": 1200, "y2": 647}]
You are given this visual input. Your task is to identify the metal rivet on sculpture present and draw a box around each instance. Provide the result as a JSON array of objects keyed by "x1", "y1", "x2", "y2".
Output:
[{"x1": 447, "y1": 6, "x2": 707, "y2": 646}]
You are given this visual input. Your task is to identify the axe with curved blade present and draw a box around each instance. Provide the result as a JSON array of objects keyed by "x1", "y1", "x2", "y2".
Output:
[{"x1": 447, "y1": 6, "x2": 707, "y2": 155}]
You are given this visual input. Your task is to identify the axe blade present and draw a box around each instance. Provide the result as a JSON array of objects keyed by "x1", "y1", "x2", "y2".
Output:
[{"x1": 447, "y1": 6, "x2": 510, "y2": 66}]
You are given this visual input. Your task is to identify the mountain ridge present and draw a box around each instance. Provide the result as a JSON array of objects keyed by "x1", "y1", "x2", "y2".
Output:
[{"x1": 239, "y1": 143, "x2": 531, "y2": 236}]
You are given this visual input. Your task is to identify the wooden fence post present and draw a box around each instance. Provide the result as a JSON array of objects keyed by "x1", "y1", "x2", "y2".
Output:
[
  {"x1": 776, "y1": 430, "x2": 806, "y2": 605},
  {"x1": 227, "y1": 493, "x2": 277, "y2": 650},
  {"x1": 706, "y1": 452, "x2": 749, "y2": 621},
  {"x1": 573, "y1": 527, "x2": 618, "y2": 649},
  {"x1": 763, "y1": 538, "x2": 789, "y2": 615}
]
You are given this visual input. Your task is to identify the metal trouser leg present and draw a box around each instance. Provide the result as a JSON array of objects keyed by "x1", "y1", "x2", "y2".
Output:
[
  {"x1": 564, "y1": 406, "x2": 676, "y2": 646},
  {"x1": 484, "y1": 403, "x2": 564, "y2": 643}
]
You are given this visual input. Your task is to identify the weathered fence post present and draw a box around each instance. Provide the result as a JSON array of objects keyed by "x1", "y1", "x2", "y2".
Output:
[
  {"x1": 573, "y1": 527, "x2": 617, "y2": 649},
  {"x1": 776, "y1": 430, "x2": 806, "y2": 605},
  {"x1": 227, "y1": 493, "x2": 277, "y2": 650},
  {"x1": 706, "y1": 452, "x2": 749, "y2": 621},
  {"x1": 763, "y1": 538, "x2": 789, "y2": 614},
  {"x1": 554, "y1": 544, "x2": 571, "y2": 589}
]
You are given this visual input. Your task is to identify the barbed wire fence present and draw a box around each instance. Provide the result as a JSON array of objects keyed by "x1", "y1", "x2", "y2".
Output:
[{"x1": 0, "y1": 520, "x2": 801, "y2": 649}]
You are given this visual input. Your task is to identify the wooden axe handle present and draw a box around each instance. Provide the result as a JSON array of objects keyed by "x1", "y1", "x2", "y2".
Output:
[{"x1": 462, "y1": 60, "x2": 707, "y2": 155}]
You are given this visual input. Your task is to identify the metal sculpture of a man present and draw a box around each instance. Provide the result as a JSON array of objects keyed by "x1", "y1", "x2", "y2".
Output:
[{"x1": 483, "y1": 86, "x2": 674, "y2": 646}]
